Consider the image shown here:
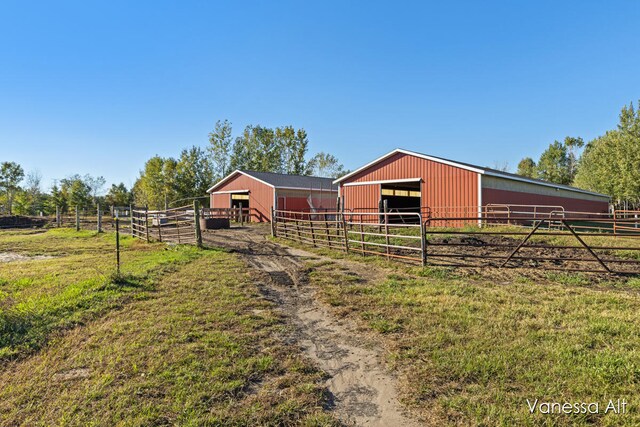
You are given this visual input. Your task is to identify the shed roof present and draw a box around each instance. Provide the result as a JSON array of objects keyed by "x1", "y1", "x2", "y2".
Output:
[
  {"x1": 333, "y1": 148, "x2": 609, "y2": 199},
  {"x1": 207, "y1": 170, "x2": 338, "y2": 193}
]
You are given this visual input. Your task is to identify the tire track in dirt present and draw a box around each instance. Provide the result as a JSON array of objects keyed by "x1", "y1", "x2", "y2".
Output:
[{"x1": 203, "y1": 226, "x2": 422, "y2": 426}]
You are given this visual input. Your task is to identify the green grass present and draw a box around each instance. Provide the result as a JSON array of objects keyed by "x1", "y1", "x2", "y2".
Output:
[
  {"x1": 0, "y1": 229, "x2": 337, "y2": 425},
  {"x1": 0, "y1": 228, "x2": 202, "y2": 359},
  {"x1": 297, "y1": 240, "x2": 640, "y2": 426}
]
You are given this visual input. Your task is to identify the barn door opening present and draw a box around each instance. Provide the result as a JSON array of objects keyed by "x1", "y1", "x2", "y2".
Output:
[
  {"x1": 381, "y1": 182, "x2": 421, "y2": 223},
  {"x1": 231, "y1": 193, "x2": 250, "y2": 221}
]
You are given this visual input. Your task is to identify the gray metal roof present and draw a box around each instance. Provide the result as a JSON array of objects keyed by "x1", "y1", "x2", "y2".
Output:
[
  {"x1": 242, "y1": 170, "x2": 338, "y2": 190},
  {"x1": 207, "y1": 169, "x2": 338, "y2": 193}
]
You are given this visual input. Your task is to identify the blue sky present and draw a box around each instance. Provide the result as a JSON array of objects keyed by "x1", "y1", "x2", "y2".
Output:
[{"x1": 1, "y1": 0, "x2": 638, "y2": 190}]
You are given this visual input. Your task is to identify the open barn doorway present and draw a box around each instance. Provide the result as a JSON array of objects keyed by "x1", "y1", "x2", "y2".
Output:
[
  {"x1": 380, "y1": 182, "x2": 421, "y2": 223},
  {"x1": 231, "y1": 193, "x2": 250, "y2": 222}
]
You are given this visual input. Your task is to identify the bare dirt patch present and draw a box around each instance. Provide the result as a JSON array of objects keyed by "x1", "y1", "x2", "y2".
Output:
[
  {"x1": 204, "y1": 226, "x2": 422, "y2": 426},
  {"x1": 0, "y1": 252, "x2": 53, "y2": 263}
]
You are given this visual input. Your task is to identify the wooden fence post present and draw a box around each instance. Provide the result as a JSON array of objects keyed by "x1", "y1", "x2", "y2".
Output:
[
  {"x1": 56, "y1": 205, "x2": 60, "y2": 227},
  {"x1": 341, "y1": 213, "x2": 349, "y2": 253},
  {"x1": 145, "y1": 207, "x2": 150, "y2": 242},
  {"x1": 75, "y1": 206, "x2": 80, "y2": 231},
  {"x1": 310, "y1": 215, "x2": 316, "y2": 247},
  {"x1": 97, "y1": 203, "x2": 102, "y2": 233},
  {"x1": 194, "y1": 201, "x2": 202, "y2": 248},
  {"x1": 271, "y1": 207, "x2": 276, "y2": 237},
  {"x1": 239, "y1": 202, "x2": 244, "y2": 226},
  {"x1": 129, "y1": 205, "x2": 134, "y2": 236}
]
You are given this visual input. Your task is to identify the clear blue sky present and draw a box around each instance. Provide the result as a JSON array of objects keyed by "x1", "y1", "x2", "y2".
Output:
[{"x1": 1, "y1": 0, "x2": 638, "y2": 190}]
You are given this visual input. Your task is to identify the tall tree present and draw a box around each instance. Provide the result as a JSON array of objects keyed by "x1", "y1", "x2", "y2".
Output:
[
  {"x1": 105, "y1": 183, "x2": 133, "y2": 207},
  {"x1": 174, "y1": 146, "x2": 214, "y2": 206},
  {"x1": 208, "y1": 119, "x2": 233, "y2": 179},
  {"x1": 516, "y1": 157, "x2": 537, "y2": 178},
  {"x1": 575, "y1": 102, "x2": 640, "y2": 207},
  {"x1": 84, "y1": 175, "x2": 106, "y2": 205},
  {"x1": 306, "y1": 152, "x2": 346, "y2": 178},
  {"x1": 564, "y1": 136, "x2": 584, "y2": 181},
  {"x1": 133, "y1": 156, "x2": 179, "y2": 209},
  {"x1": 277, "y1": 126, "x2": 308, "y2": 175},
  {"x1": 536, "y1": 141, "x2": 570, "y2": 184},
  {"x1": 0, "y1": 161, "x2": 25, "y2": 214}
]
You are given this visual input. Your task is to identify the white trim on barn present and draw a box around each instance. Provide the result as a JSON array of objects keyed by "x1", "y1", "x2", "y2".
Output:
[
  {"x1": 210, "y1": 189, "x2": 251, "y2": 195},
  {"x1": 207, "y1": 170, "x2": 275, "y2": 193},
  {"x1": 342, "y1": 177, "x2": 423, "y2": 187}
]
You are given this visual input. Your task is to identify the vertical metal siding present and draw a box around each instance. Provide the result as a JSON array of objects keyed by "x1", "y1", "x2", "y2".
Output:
[
  {"x1": 341, "y1": 152, "x2": 478, "y2": 216},
  {"x1": 209, "y1": 173, "x2": 275, "y2": 221}
]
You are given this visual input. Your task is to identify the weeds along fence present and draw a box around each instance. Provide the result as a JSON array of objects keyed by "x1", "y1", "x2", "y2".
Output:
[{"x1": 131, "y1": 205, "x2": 202, "y2": 246}]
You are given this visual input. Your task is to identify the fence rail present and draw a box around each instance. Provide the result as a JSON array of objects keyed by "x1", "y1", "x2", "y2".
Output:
[
  {"x1": 272, "y1": 209, "x2": 640, "y2": 274},
  {"x1": 131, "y1": 204, "x2": 202, "y2": 245}
]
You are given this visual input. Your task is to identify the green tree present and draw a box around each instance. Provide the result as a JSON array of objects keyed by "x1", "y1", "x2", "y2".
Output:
[
  {"x1": 0, "y1": 161, "x2": 25, "y2": 214},
  {"x1": 306, "y1": 152, "x2": 346, "y2": 178},
  {"x1": 105, "y1": 183, "x2": 133, "y2": 207},
  {"x1": 174, "y1": 146, "x2": 214, "y2": 206},
  {"x1": 516, "y1": 157, "x2": 537, "y2": 178},
  {"x1": 574, "y1": 102, "x2": 640, "y2": 207},
  {"x1": 564, "y1": 136, "x2": 584, "y2": 180},
  {"x1": 208, "y1": 119, "x2": 233, "y2": 179},
  {"x1": 133, "y1": 156, "x2": 179, "y2": 209},
  {"x1": 13, "y1": 171, "x2": 44, "y2": 215},
  {"x1": 60, "y1": 176, "x2": 92, "y2": 210},
  {"x1": 277, "y1": 126, "x2": 309, "y2": 175},
  {"x1": 536, "y1": 141, "x2": 570, "y2": 184}
]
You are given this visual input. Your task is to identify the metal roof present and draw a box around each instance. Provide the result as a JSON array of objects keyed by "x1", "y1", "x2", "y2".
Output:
[
  {"x1": 333, "y1": 148, "x2": 610, "y2": 199},
  {"x1": 207, "y1": 170, "x2": 338, "y2": 193}
]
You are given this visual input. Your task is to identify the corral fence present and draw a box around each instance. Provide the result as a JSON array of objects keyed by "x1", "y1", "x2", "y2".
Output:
[
  {"x1": 0, "y1": 204, "x2": 131, "y2": 232},
  {"x1": 272, "y1": 207, "x2": 640, "y2": 274},
  {"x1": 131, "y1": 205, "x2": 201, "y2": 246}
]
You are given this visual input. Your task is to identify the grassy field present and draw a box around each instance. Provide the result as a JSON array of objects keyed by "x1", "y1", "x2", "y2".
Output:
[
  {"x1": 0, "y1": 229, "x2": 336, "y2": 426},
  {"x1": 276, "y1": 236, "x2": 640, "y2": 426}
]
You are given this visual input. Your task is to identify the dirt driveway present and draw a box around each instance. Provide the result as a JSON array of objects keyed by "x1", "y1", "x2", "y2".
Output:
[{"x1": 203, "y1": 225, "x2": 422, "y2": 426}]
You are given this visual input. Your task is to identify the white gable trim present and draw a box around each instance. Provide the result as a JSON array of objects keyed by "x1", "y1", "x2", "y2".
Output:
[
  {"x1": 207, "y1": 170, "x2": 275, "y2": 193},
  {"x1": 343, "y1": 177, "x2": 422, "y2": 187}
]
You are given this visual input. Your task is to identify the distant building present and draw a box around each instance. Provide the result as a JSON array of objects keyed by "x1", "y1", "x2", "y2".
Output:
[
  {"x1": 207, "y1": 170, "x2": 338, "y2": 222},
  {"x1": 334, "y1": 148, "x2": 610, "y2": 220}
]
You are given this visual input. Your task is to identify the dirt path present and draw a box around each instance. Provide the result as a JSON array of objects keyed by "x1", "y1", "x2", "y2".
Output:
[{"x1": 203, "y1": 226, "x2": 422, "y2": 426}]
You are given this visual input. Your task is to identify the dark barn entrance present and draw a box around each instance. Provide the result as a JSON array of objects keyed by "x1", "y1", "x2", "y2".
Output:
[{"x1": 380, "y1": 182, "x2": 421, "y2": 223}]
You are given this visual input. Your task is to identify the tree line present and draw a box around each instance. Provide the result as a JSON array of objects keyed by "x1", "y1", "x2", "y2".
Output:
[
  {"x1": 516, "y1": 101, "x2": 640, "y2": 208},
  {"x1": 0, "y1": 164, "x2": 132, "y2": 216},
  {"x1": 134, "y1": 120, "x2": 347, "y2": 209},
  {"x1": 1, "y1": 120, "x2": 347, "y2": 214}
]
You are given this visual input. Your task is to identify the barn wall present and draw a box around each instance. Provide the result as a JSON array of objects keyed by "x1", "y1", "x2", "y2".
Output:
[
  {"x1": 276, "y1": 189, "x2": 338, "y2": 211},
  {"x1": 209, "y1": 173, "x2": 274, "y2": 222},
  {"x1": 341, "y1": 152, "x2": 478, "y2": 216},
  {"x1": 482, "y1": 175, "x2": 609, "y2": 202},
  {"x1": 482, "y1": 188, "x2": 610, "y2": 214}
]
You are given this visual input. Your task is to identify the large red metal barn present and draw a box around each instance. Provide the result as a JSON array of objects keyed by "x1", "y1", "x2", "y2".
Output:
[
  {"x1": 207, "y1": 170, "x2": 338, "y2": 222},
  {"x1": 334, "y1": 148, "x2": 610, "y2": 220}
]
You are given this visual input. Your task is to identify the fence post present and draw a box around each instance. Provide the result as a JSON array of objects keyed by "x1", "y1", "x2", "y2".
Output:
[
  {"x1": 325, "y1": 213, "x2": 331, "y2": 248},
  {"x1": 194, "y1": 200, "x2": 202, "y2": 248},
  {"x1": 420, "y1": 215, "x2": 427, "y2": 267},
  {"x1": 97, "y1": 203, "x2": 102, "y2": 233},
  {"x1": 341, "y1": 213, "x2": 349, "y2": 253},
  {"x1": 129, "y1": 205, "x2": 134, "y2": 236},
  {"x1": 310, "y1": 215, "x2": 316, "y2": 247},
  {"x1": 145, "y1": 207, "x2": 150, "y2": 242},
  {"x1": 56, "y1": 205, "x2": 60, "y2": 227},
  {"x1": 75, "y1": 206, "x2": 80, "y2": 231},
  {"x1": 271, "y1": 207, "x2": 276, "y2": 237},
  {"x1": 383, "y1": 199, "x2": 390, "y2": 259},
  {"x1": 115, "y1": 215, "x2": 120, "y2": 275},
  {"x1": 239, "y1": 202, "x2": 244, "y2": 226}
]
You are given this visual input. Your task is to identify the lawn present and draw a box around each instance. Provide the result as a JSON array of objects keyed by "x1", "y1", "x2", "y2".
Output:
[
  {"x1": 0, "y1": 229, "x2": 336, "y2": 426},
  {"x1": 279, "y1": 237, "x2": 640, "y2": 426}
]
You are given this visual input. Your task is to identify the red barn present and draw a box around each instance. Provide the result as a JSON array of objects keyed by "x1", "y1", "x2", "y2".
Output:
[
  {"x1": 334, "y1": 148, "x2": 610, "y2": 221},
  {"x1": 207, "y1": 170, "x2": 338, "y2": 222}
]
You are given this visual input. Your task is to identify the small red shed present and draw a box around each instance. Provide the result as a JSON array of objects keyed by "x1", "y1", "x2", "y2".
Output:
[
  {"x1": 207, "y1": 170, "x2": 338, "y2": 222},
  {"x1": 334, "y1": 148, "x2": 610, "y2": 219}
]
